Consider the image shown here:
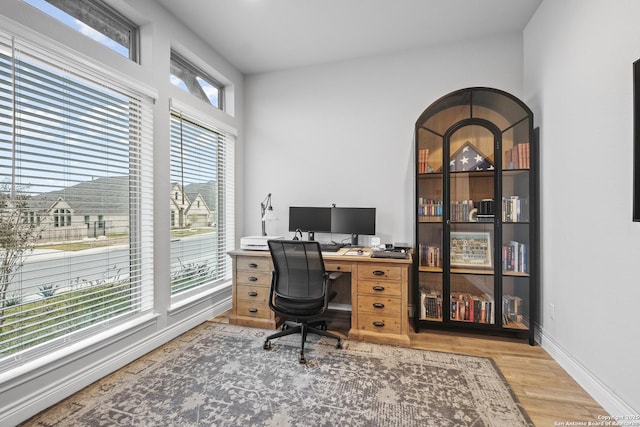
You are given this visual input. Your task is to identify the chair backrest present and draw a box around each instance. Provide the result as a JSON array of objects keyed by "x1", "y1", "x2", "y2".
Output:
[{"x1": 267, "y1": 240, "x2": 327, "y2": 300}]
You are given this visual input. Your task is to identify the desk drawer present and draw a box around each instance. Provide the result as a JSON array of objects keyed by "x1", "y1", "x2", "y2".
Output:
[
  {"x1": 357, "y1": 280, "x2": 402, "y2": 297},
  {"x1": 236, "y1": 256, "x2": 272, "y2": 272},
  {"x1": 357, "y1": 313, "x2": 401, "y2": 334},
  {"x1": 358, "y1": 265, "x2": 402, "y2": 281},
  {"x1": 236, "y1": 270, "x2": 271, "y2": 287},
  {"x1": 357, "y1": 295, "x2": 401, "y2": 316},
  {"x1": 236, "y1": 300, "x2": 272, "y2": 319},
  {"x1": 237, "y1": 284, "x2": 270, "y2": 303},
  {"x1": 324, "y1": 262, "x2": 352, "y2": 273}
]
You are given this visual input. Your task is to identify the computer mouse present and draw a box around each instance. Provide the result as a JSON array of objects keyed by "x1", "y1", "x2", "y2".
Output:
[{"x1": 357, "y1": 249, "x2": 364, "y2": 255}]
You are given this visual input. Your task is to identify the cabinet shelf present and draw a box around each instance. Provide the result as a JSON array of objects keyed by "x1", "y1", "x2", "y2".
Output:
[
  {"x1": 502, "y1": 271, "x2": 530, "y2": 277},
  {"x1": 420, "y1": 316, "x2": 442, "y2": 322},
  {"x1": 413, "y1": 87, "x2": 537, "y2": 345},
  {"x1": 418, "y1": 266, "x2": 443, "y2": 273},
  {"x1": 503, "y1": 321, "x2": 529, "y2": 330},
  {"x1": 451, "y1": 268, "x2": 494, "y2": 275}
]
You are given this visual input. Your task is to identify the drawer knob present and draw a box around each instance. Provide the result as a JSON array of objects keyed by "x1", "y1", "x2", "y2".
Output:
[
  {"x1": 372, "y1": 270, "x2": 385, "y2": 276},
  {"x1": 248, "y1": 291, "x2": 258, "y2": 297},
  {"x1": 373, "y1": 321, "x2": 385, "y2": 327},
  {"x1": 248, "y1": 263, "x2": 258, "y2": 268},
  {"x1": 372, "y1": 303, "x2": 385, "y2": 309},
  {"x1": 248, "y1": 276, "x2": 258, "y2": 281},
  {"x1": 248, "y1": 307, "x2": 258, "y2": 313},
  {"x1": 372, "y1": 286, "x2": 385, "y2": 291}
]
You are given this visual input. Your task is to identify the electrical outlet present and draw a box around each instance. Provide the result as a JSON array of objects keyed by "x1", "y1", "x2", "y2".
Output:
[{"x1": 549, "y1": 303, "x2": 555, "y2": 320}]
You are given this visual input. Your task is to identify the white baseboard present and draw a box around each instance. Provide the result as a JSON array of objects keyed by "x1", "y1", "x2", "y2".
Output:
[{"x1": 537, "y1": 325, "x2": 638, "y2": 417}]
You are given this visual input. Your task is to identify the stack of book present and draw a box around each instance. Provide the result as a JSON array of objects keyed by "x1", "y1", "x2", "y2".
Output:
[
  {"x1": 419, "y1": 243, "x2": 441, "y2": 267},
  {"x1": 450, "y1": 292, "x2": 495, "y2": 324},
  {"x1": 502, "y1": 240, "x2": 527, "y2": 273},
  {"x1": 503, "y1": 142, "x2": 530, "y2": 169},
  {"x1": 502, "y1": 195, "x2": 524, "y2": 222},
  {"x1": 502, "y1": 295, "x2": 527, "y2": 326},
  {"x1": 417, "y1": 198, "x2": 442, "y2": 221},
  {"x1": 420, "y1": 288, "x2": 442, "y2": 320},
  {"x1": 418, "y1": 148, "x2": 431, "y2": 173},
  {"x1": 450, "y1": 199, "x2": 474, "y2": 222}
]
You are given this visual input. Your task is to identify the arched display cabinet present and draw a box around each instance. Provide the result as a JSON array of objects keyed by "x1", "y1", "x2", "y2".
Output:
[{"x1": 414, "y1": 87, "x2": 538, "y2": 345}]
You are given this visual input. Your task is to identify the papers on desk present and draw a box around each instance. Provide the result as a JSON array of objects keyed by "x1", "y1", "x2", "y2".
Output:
[{"x1": 345, "y1": 250, "x2": 370, "y2": 256}]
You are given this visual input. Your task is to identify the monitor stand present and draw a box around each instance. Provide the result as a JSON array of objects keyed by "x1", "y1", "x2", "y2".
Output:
[
  {"x1": 307, "y1": 231, "x2": 315, "y2": 241},
  {"x1": 349, "y1": 233, "x2": 362, "y2": 248}
]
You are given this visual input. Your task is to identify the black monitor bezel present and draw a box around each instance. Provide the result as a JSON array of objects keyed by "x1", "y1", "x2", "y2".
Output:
[
  {"x1": 288, "y1": 206, "x2": 332, "y2": 233},
  {"x1": 330, "y1": 207, "x2": 376, "y2": 236}
]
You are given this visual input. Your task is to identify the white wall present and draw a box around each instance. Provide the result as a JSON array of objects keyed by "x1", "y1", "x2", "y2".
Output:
[
  {"x1": 524, "y1": 0, "x2": 640, "y2": 415},
  {"x1": 244, "y1": 33, "x2": 525, "y2": 246},
  {"x1": 0, "y1": 1, "x2": 242, "y2": 424}
]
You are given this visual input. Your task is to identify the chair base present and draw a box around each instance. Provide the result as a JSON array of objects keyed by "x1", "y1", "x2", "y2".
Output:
[{"x1": 263, "y1": 320, "x2": 342, "y2": 363}]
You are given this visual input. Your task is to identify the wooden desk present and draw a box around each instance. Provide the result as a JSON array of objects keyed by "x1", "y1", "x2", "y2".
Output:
[{"x1": 228, "y1": 248, "x2": 412, "y2": 347}]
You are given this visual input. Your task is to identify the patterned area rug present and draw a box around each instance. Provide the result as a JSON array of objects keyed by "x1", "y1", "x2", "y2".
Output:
[{"x1": 23, "y1": 322, "x2": 533, "y2": 427}]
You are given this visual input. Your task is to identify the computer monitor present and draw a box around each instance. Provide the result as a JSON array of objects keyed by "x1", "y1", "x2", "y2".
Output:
[
  {"x1": 331, "y1": 207, "x2": 376, "y2": 246},
  {"x1": 288, "y1": 207, "x2": 332, "y2": 240}
]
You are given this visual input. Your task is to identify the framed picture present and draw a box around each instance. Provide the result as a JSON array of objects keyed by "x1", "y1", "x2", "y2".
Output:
[{"x1": 450, "y1": 231, "x2": 492, "y2": 268}]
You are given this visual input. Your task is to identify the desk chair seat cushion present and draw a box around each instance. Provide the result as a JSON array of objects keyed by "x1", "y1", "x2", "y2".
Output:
[{"x1": 274, "y1": 290, "x2": 337, "y2": 316}]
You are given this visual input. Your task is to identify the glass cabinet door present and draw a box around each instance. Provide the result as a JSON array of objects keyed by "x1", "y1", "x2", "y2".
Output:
[
  {"x1": 501, "y1": 118, "x2": 532, "y2": 330},
  {"x1": 447, "y1": 124, "x2": 496, "y2": 324},
  {"x1": 416, "y1": 127, "x2": 443, "y2": 321}
]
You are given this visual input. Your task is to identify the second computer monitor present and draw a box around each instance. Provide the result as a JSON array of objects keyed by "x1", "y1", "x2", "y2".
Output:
[{"x1": 331, "y1": 207, "x2": 376, "y2": 246}]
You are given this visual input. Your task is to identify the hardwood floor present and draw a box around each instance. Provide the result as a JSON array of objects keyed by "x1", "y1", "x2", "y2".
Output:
[
  {"x1": 216, "y1": 311, "x2": 607, "y2": 426},
  {"x1": 406, "y1": 329, "x2": 607, "y2": 426}
]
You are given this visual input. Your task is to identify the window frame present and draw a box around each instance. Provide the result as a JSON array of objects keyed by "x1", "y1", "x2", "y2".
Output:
[
  {"x1": 23, "y1": 0, "x2": 140, "y2": 62},
  {"x1": 170, "y1": 50, "x2": 225, "y2": 110},
  {"x1": 168, "y1": 106, "x2": 234, "y2": 301}
]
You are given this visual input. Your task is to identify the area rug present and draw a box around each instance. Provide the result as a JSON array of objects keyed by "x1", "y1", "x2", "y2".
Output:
[{"x1": 22, "y1": 322, "x2": 533, "y2": 427}]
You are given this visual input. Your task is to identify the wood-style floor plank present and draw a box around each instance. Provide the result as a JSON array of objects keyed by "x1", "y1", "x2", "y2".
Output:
[{"x1": 407, "y1": 328, "x2": 608, "y2": 426}]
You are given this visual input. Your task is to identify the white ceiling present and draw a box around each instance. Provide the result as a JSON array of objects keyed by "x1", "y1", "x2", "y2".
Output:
[{"x1": 156, "y1": 0, "x2": 542, "y2": 75}]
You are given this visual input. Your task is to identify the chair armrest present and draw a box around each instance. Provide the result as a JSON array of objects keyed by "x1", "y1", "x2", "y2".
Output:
[{"x1": 328, "y1": 272, "x2": 343, "y2": 281}]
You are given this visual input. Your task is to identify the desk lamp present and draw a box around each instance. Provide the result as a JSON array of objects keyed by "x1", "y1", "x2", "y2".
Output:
[{"x1": 261, "y1": 193, "x2": 274, "y2": 236}]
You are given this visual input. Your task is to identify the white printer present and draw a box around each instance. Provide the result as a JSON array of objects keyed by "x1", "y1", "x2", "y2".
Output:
[{"x1": 240, "y1": 235, "x2": 283, "y2": 251}]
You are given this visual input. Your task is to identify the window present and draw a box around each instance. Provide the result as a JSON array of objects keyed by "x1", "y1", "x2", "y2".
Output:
[
  {"x1": 54, "y1": 208, "x2": 71, "y2": 227},
  {"x1": 169, "y1": 110, "x2": 234, "y2": 295},
  {"x1": 170, "y1": 51, "x2": 224, "y2": 109},
  {"x1": 23, "y1": 0, "x2": 139, "y2": 61},
  {"x1": 0, "y1": 31, "x2": 154, "y2": 365}
]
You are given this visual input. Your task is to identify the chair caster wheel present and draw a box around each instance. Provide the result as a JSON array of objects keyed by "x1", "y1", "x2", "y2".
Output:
[
  {"x1": 320, "y1": 324, "x2": 328, "y2": 331},
  {"x1": 263, "y1": 340, "x2": 271, "y2": 350},
  {"x1": 299, "y1": 354, "x2": 306, "y2": 364},
  {"x1": 282, "y1": 324, "x2": 289, "y2": 331},
  {"x1": 336, "y1": 339, "x2": 342, "y2": 349}
]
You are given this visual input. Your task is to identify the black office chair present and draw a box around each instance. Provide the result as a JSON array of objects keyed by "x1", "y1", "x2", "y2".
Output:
[{"x1": 263, "y1": 240, "x2": 343, "y2": 363}]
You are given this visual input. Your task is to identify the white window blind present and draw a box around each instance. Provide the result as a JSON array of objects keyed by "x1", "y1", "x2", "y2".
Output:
[
  {"x1": 0, "y1": 31, "x2": 154, "y2": 367},
  {"x1": 169, "y1": 109, "x2": 234, "y2": 296}
]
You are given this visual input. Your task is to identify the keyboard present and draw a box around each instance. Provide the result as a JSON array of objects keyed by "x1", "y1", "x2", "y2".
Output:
[
  {"x1": 371, "y1": 250, "x2": 408, "y2": 259},
  {"x1": 320, "y1": 243, "x2": 343, "y2": 252}
]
